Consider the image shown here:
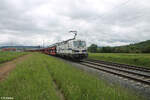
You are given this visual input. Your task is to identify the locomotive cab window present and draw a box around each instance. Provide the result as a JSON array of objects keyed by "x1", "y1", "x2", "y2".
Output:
[{"x1": 73, "y1": 41, "x2": 86, "y2": 47}]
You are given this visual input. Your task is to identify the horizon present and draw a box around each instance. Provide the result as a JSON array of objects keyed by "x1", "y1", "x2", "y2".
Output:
[{"x1": 0, "y1": 39, "x2": 149, "y2": 48}]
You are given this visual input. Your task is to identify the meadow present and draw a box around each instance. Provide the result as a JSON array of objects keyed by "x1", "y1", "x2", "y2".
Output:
[
  {"x1": 0, "y1": 53, "x2": 59, "y2": 100},
  {"x1": 88, "y1": 53, "x2": 150, "y2": 68},
  {"x1": 0, "y1": 53, "x2": 144, "y2": 100},
  {"x1": 0, "y1": 51, "x2": 27, "y2": 64}
]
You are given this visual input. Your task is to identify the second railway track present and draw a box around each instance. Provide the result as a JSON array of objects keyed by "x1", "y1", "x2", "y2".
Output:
[{"x1": 79, "y1": 59, "x2": 150, "y2": 86}]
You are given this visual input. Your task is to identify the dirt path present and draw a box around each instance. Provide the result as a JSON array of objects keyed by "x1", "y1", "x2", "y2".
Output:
[
  {"x1": 44, "y1": 61, "x2": 66, "y2": 100},
  {"x1": 52, "y1": 80, "x2": 66, "y2": 100},
  {"x1": 0, "y1": 54, "x2": 32, "y2": 81}
]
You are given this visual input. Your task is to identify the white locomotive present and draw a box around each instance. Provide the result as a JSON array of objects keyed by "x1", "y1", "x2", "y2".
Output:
[{"x1": 53, "y1": 31, "x2": 88, "y2": 60}]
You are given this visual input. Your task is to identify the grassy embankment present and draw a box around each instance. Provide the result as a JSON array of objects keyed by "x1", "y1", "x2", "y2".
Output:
[
  {"x1": 0, "y1": 51, "x2": 27, "y2": 64},
  {"x1": 0, "y1": 53, "x2": 144, "y2": 100},
  {"x1": 88, "y1": 53, "x2": 150, "y2": 68}
]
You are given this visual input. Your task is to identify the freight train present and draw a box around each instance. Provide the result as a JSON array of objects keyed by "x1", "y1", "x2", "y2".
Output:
[{"x1": 28, "y1": 31, "x2": 88, "y2": 60}]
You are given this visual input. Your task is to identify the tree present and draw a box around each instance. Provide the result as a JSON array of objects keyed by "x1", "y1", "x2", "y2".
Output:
[
  {"x1": 101, "y1": 47, "x2": 113, "y2": 53},
  {"x1": 142, "y1": 46, "x2": 150, "y2": 53},
  {"x1": 88, "y1": 44, "x2": 98, "y2": 53}
]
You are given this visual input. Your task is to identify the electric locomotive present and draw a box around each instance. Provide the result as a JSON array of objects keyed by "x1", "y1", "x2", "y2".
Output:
[
  {"x1": 27, "y1": 31, "x2": 88, "y2": 60},
  {"x1": 50, "y1": 31, "x2": 88, "y2": 60}
]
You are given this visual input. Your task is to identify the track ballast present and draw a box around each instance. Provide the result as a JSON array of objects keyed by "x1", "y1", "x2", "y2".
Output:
[{"x1": 80, "y1": 59, "x2": 150, "y2": 86}]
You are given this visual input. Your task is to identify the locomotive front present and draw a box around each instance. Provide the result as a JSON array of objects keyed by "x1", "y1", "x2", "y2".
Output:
[{"x1": 71, "y1": 40, "x2": 88, "y2": 60}]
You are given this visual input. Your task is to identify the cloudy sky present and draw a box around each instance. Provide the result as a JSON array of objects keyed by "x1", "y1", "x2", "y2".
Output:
[{"x1": 0, "y1": 0, "x2": 150, "y2": 47}]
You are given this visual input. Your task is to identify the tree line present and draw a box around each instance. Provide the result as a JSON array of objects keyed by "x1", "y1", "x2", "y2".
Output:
[{"x1": 88, "y1": 44, "x2": 150, "y2": 53}]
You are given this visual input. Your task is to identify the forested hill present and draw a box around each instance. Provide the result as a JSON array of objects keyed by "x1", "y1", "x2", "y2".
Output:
[
  {"x1": 88, "y1": 40, "x2": 150, "y2": 53},
  {"x1": 131, "y1": 40, "x2": 150, "y2": 48},
  {"x1": 117, "y1": 40, "x2": 150, "y2": 53}
]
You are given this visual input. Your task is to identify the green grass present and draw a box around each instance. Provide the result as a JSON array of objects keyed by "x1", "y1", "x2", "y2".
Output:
[
  {"x1": 43, "y1": 54, "x2": 143, "y2": 100},
  {"x1": 0, "y1": 53, "x2": 144, "y2": 100},
  {"x1": 0, "y1": 53, "x2": 59, "y2": 100},
  {"x1": 0, "y1": 51, "x2": 27, "y2": 64},
  {"x1": 88, "y1": 53, "x2": 150, "y2": 68}
]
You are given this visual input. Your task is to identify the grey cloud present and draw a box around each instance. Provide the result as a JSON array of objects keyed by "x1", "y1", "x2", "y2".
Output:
[{"x1": 0, "y1": 0, "x2": 150, "y2": 47}]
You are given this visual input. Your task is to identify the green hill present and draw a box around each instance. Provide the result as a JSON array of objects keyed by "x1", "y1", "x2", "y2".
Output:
[
  {"x1": 88, "y1": 40, "x2": 150, "y2": 53},
  {"x1": 130, "y1": 40, "x2": 150, "y2": 48},
  {"x1": 118, "y1": 40, "x2": 150, "y2": 53}
]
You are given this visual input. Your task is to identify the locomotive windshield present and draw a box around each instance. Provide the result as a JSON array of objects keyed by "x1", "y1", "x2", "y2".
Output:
[{"x1": 73, "y1": 41, "x2": 86, "y2": 47}]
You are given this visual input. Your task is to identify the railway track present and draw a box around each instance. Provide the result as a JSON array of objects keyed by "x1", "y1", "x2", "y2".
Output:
[
  {"x1": 80, "y1": 59, "x2": 150, "y2": 85},
  {"x1": 87, "y1": 59, "x2": 150, "y2": 73}
]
